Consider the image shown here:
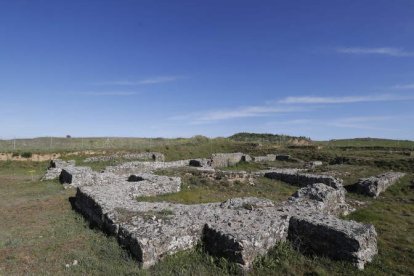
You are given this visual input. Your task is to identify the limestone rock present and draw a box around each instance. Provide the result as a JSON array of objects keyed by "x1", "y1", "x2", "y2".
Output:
[
  {"x1": 253, "y1": 154, "x2": 276, "y2": 162},
  {"x1": 264, "y1": 169, "x2": 343, "y2": 189},
  {"x1": 356, "y1": 172, "x2": 406, "y2": 197},
  {"x1": 288, "y1": 214, "x2": 377, "y2": 269},
  {"x1": 210, "y1": 153, "x2": 251, "y2": 168}
]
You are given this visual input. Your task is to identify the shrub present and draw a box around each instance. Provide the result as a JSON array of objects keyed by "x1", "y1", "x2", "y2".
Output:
[{"x1": 21, "y1": 152, "x2": 32, "y2": 158}]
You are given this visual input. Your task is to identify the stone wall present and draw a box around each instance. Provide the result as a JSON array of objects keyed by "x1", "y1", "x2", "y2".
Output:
[
  {"x1": 355, "y1": 172, "x2": 406, "y2": 197},
  {"x1": 264, "y1": 169, "x2": 343, "y2": 189},
  {"x1": 253, "y1": 154, "x2": 276, "y2": 162},
  {"x1": 84, "y1": 152, "x2": 165, "y2": 162}
]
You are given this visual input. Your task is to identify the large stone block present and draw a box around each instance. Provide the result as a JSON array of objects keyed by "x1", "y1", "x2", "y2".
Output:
[
  {"x1": 288, "y1": 214, "x2": 377, "y2": 269},
  {"x1": 210, "y1": 153, "x2": 251, "y2": 168},
  {"x1": 356, "y1": 172, "x2": 406, "y2": 197}
]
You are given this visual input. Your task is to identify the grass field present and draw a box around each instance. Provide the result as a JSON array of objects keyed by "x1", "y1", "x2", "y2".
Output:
[{"x1": 1, "y1": 137, "x2": 413, "y2": 275}]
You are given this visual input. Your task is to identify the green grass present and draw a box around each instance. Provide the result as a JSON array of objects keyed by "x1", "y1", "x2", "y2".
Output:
[{"x1": 137, "y1": 170, "x2": 298, "y2": 204}]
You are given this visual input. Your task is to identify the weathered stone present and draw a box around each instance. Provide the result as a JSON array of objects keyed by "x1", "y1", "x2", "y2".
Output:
[
  {"x1": 105, "y1": 160, "x2": 191, "y2": 174},
  {"x1": 50, "y1": 159, "x2": 75, "y2": 168},
  {"x1": 305, "y1": 160, "x2": 323, "y2": 169},
  {"x1": 253, "y1": 154, "x2": 276, "y2": 162},
  {"x1": 59, "y1": 167, "x2": 94, "y2": 187},
  {"x1": 210, "y1": 153, "x2": 251, "y2": 168},
  {"x1": 289, "y1": 183, "x2": 351, "y2": 216},
  {"x1": 41, "y1": 159, "x2": 76, "y2": 180},
  {"x1": 84, "y1": 152, "x2": 165, "y2": 162},
  {"x1": 355, "y1": 172, "x2": 406, "y2": 197},
  {"x1": 264, "y1": 169, "x2": 343, "y2": 189},
  {"x1": 189, "y1": 159, "x2": 211, "y2": 167},
  {"x1": 196, "y1": 169, "x2": 253, "y2": 184},
  {"x1": 288, "y1": 214, "x2": 377, "y2": 269}
]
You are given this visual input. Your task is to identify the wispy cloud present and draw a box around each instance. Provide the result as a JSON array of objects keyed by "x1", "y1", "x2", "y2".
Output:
[
  {"x1": 170, "y1": 105, "x2": 306, "y2": 124},
  {"x1": 336, "y1": 47, "x2": 414, "y2": 57},
  {"x1": 278, "y1": 94, "x2": 414, "y2": 104},
  {"x1": 266, "y1": 115, "x2": 403, "y2": 132},
  {"x1": 93, "y1": 76, "x2": 184, "y2": 86},
  {"x1": 392, "y1": 83, "x2": 414, "y2": 89},
  {"x1": 84, "y1": 91, "x2": 139, "y2": 96}
]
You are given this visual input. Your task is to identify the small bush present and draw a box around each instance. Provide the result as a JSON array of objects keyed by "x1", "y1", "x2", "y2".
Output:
[
  {"x1": 12, "y1": 152, "x2": 19, "y2": 157},
  {"x1": 21, "y1": 152, "x2": 32, "y2": 158}
]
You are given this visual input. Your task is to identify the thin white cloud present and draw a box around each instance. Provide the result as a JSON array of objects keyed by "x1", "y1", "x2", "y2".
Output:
[
  {"x1": 392, "y1": 83, "x2": 414, "y2": 89},
  {"x1": 278, "y1": 94, "x2": 414, "y2": 104},
  {"x1": 336, "y1": 47, "x2": 414, "y2": 57},
  {"x1": 93, "y1": 76, "x2": 184, "y2": 86},
  {"x1": 266, "y1": 115, "x2": 402, "y2": 132},
  {"x1": 170, "y1": 105, "x2": 306, "y2": 124},
  {"x1": 84, "y1": 91, "x2": 139, "y2": 96}
]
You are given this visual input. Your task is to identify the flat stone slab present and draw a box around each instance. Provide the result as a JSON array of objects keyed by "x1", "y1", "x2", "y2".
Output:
[
  {"x1": 356, "y1": 172, "x2": 406, "y2": 197},
  {"x1": 288, "y1": 214, "x2": 377, "y2": 269}
]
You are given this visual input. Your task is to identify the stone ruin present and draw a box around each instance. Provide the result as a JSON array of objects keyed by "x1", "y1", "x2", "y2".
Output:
[
  {"x1": 264, "y1": 169, "x2": 343, "y2": 189},
  {"x1": 355, "y1": 172, "x2": 406, "y2": 198},
  {"x1": 41, "y1": 159, "x2": 76, "y2": 181},
  {"x1": 84, "y1": 152, "x2": 165, "y2": 163},
  {"x1": 40, "y1": 154, "x2": 387, "y2": 270}
]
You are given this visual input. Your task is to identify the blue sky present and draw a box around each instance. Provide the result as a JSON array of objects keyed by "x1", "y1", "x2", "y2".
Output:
[{"x1": 1, "y1": 0, "x2": 414, "y2": 140}]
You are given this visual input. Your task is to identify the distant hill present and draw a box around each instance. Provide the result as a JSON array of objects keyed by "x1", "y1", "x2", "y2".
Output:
[{"x1": 228, "y1": 132, "x2": 312, "y2": 145}]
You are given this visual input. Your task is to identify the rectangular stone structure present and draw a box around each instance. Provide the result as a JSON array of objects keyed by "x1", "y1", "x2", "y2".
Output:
[
  {"x1": 288, "y1": 214, "x2": 377, "y2": 269},
  {"x1": 264, "y1": 169, "x2": 343, "y2": 189},
  {"x1": 356, "y1": 172, "x2": 405, "y2": 197}
]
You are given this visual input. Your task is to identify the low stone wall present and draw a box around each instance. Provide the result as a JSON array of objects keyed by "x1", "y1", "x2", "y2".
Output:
[
  {"x1": 288, "y1": 214, "x2": 377, "y2": 269},
  {"x1": 264, "y1": 169, "x2": 343, "y2": 189},
  {"x1": 355, "y1": 172, "x2": 406, "y2": 197},
  {"x1": 196, "y1": 169, "x2": 254, "y2": 184},
  {"x1": 104, "y1": 160, "x2": 191, "y2": 174},
  {"x1": 84, "y1": 152, "x2": 165, "y2": 162},
  {"x1": 253, "y1": 154, "x2": 276, "y2": 162}
]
